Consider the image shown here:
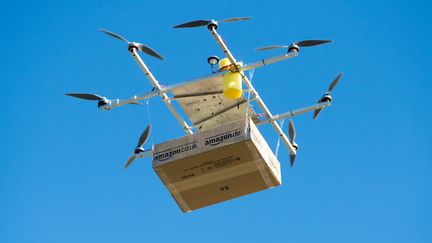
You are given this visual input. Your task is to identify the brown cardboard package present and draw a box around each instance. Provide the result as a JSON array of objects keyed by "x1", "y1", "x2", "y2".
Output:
[{"x1": 152, "y1": 118, "x2": 281, "y2": 212}]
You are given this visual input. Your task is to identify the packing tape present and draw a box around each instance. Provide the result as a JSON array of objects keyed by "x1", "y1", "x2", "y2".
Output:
[
  {"x1": 156, "y1": 169, "x2": 192, "y2": 212},
  {"x1": 247, "y1": 123, "x2": 280, "y2": 186},
  {"x1": 246, "y1": 142, "x2": 274, "y2": 188},
  {"x1": 166, "y1": 184, "x2": 192, "y2": 213}
]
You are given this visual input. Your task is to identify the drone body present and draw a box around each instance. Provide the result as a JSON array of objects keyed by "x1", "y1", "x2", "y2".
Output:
[{"x1": 66, "y1": 17, "x2": 343, "y2": 211}]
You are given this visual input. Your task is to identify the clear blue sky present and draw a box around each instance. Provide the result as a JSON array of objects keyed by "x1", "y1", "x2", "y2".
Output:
[{"x1": 1, "y1": 0, "x2": 431, "y2": 242}]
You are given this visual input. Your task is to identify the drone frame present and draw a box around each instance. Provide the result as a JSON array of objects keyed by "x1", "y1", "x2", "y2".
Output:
[{"x1": 92, "y1": 21, "x2": 337, "y2": 162}]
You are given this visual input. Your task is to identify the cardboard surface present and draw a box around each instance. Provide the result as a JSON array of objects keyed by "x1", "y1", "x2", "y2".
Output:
[
  {"x1": 169, "y1": 72, "x2": 259, "y2": 131},
  {"x1": 152, "y1": 118, "x2": 281, "y2": 212}
]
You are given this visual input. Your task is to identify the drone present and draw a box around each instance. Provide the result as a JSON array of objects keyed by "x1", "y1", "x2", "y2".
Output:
[{"x1": 66, "y1": 17, "x2": 343, "y2": 169}]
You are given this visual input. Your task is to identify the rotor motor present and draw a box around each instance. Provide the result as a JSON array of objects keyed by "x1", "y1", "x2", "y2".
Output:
[
  {"x1": 207, "y1": 20, "x2": 218, "y2": 30},
  {"x1": 97, "y1": 97, "x2": 109, "y2": 108},
  {"x1": 134, "y1": 147, "x2": 145, "y2": 154},
  {"x1": 288, "y1": 43, "x2": 300, "y2": 53},
  {"x1": 128, "y1": 43, "x2": 139, "y2": 52},
  {"x1": 291, "y1": 141, "x2": 299, "y2": 151},
  {"x1": 319, "y1": 93, "x2": 332, "y2": 103}
]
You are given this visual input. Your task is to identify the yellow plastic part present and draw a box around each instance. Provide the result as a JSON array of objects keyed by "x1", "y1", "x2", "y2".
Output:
[
  {"x1": 223, "y1": 72, "x2": 242, "y2": 99},
  {"x1": 218, "y1": 58, "x2": 231, "y2": 70}
]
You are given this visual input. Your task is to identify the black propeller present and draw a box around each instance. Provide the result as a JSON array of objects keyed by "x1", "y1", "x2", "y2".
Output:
[
  {"x1": 65, "y1": 93, "x2": 103, "y2": 100},
  {"x1": 255, "y1": 40, "x2": 332, "y2": 51},
  {"x1": 288, "y1": 120, "x2": 299, "y2": 167},
  {"x1": 65, "y1": 93, "x2": 109, "y2": 108},
  {"x1": 313, "y1": 73, "x2": 343, "y2": 120},
  {"x1": 173, "y1": 17, "x2": 251, "y2": 29},
  {"x1": 124, "y1": 125, "x2": 152, "y2": 169},
  {"x1": 100, "y1": 28, "x2": 164, "y2": 60}
]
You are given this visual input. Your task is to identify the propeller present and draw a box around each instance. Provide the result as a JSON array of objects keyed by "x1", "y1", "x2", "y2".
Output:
[
  {"x1": 65, "y1": 93, "x2": 103, "y2": 100},
  {"x1": 124, "y1": 125, "x2": 152, "y2": 169},
  {"x1": 100, "y1": 28, "x2": 164, "y2": 60},
  {"x1": 255, "y1": 40, "x2": 332, "y2": 51},
  {"x1": 65, "y1": 93, "x2": 109, "y2": 108},
  {"x1": 288, "y1": 120, "x2": 299, "y2": 167},
  {"x1": 65, "y1": 93, "x2": 141, "y2": 107},
  {"x1": 313, "y1": 72, "x2": 343, "y2": 120},
  {"x1": 173, "y1": 17, "x2": 251, "y2": 29}
]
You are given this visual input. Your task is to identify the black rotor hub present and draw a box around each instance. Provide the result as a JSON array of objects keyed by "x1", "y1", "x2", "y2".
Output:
[
  {"x1": 288, "y1": 44, "x2": 299, "y2": 53},
  {"x1": 207, "y1": 20, "x2": 218, "y2": 30},
  {"x1": 320, "y1": 94, "x2": 332, "y2": 103},
  {"x1": 128, "y1": 44, "x2": 138, "y2": 52},
  {"x1": 134, "y1": 147, "x2": 145, "y2": 154},
  {"x1": 97, "y1": 98, "x2": 109, "y2": 108},
  {"x1": 292, "y1": 142, "x2": 299, "y2": 151}
]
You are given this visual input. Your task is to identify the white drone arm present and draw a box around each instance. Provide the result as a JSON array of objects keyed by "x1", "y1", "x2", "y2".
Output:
[
  {"x1": 101, "y1": 90, "x2": 159, "y2": 110},
  {"x1": 258, "y1": 101, "x2": 331, "y2": 125},
  {"x1": 242, "y1": 51, "x2": 298, "y2": 72},
  {"x1": 100, "y1": 70, "x2": 230, "y2": 110},
  {"x1": 129, "y1": 48, "x2": 193, "y2": 134},
  {"x1": 135, "y1": 149, "x2": 153, "y2": 159},
  {"x1": 208, "y1": 26, "x2": 297, "y2": 155}
]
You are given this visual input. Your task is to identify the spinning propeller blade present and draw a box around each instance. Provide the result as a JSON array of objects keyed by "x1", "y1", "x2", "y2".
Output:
[
  {"x1": 124, "y1": 125, "x2": 152, "y2": 169},
  {"x1": 124, "y1": 155, "x2": 136, "y2": 169},
  {"x1": 65, "y1": 93, "x2": 103, "y2": 100},
  {"x1": 219, "y1": 17, "x2": 252, "y2": 23},
  {"x1": 65, "y1": 93, "x2": 140, "y2": 108},
  {"x1": 256, "y1": 40, "x2": 332, "y2": 51},
  {"x1": 313, "y1": 73, "x2": 343, "y2": 120},
  {"x1": 288, "y1": 120, "x2": 298, "y2": 167},
  {"x1": 313, "y1": 107, "x2": 323, "y2": 120},
  {"x1": 296, "y1": 40, "x2": 332, "y2": 47},
  {"x1": 100, "y1": 29, "x2": 128, "y2": 43},
  {"x1": 136, "y1": 125, "x2": 152, "y2": 148},
  {"x1": 174, "y1": 20, "x2": 211, "y2": 28},
  {"x1": 289, "y1": 119, "x2": 296, "y2": 142},
  {"x1": 100, "y1": 28, "x2": 164, "y2": 60},
  {"x1": 173, "y1": 17, "x2": 251, "y2": 28},
  {"x1": 328, "y1": 72, "x2": 343, "y2": 92},
  {"x1": 65, "y1": 92, "x2": 108, "y2": 108},
  {"x1": 136, "y1": 43, "x2": 164, "y2": 60},
  {"x1": 290, "y1": 154, "x2": 296, "y2": 166}
]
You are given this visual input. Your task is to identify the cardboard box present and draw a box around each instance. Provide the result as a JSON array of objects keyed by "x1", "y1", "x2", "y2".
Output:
[{"x1": 152, "y1": 118, "x2": 281, "y2": 212}]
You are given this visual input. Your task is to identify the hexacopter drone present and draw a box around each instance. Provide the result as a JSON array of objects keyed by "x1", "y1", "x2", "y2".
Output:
[{"x1": 66, "y1": 17, "x2": 342, "y2": 169}]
